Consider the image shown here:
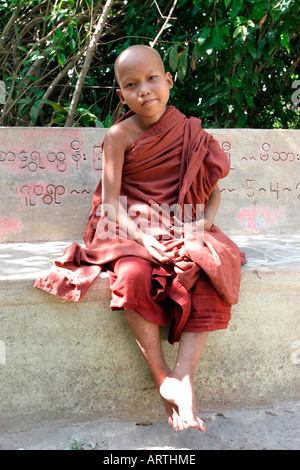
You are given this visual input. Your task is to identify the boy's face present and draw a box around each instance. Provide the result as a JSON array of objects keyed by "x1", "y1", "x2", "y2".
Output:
[{"x1": 115, "y1": 47, "x2": 173, "y2": 121}]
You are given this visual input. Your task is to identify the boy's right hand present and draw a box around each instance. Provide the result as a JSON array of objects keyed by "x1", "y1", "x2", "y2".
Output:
[{"x1": 140, "y1": 233, "x2": 174, "y2": 263}]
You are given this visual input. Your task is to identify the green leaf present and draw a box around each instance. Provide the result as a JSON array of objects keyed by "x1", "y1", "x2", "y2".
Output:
[
  {"x1": 247, "y1": 42, "x2": 256, "y2": 59},
  {"x1": 251, "y1": 4, "x2": 267, "y2": 21},
  {"x1": 203, "y1": 37, "x2": 214, "y2": 56},
  {"x1": 31, "y1": 88, "x2": 44, "y2": 99},
  {"x1": 39, "y1": 99, "x2": 53, "y2": 105},
  {"x1": 18, "y1": 98, "x2": 33, "y2": 105},
  {"x1": 207, "y1": 92, "x2": 224, "y2": 106},
  {"x1": 236, "y1": 111, "x2": 248, "y2": 127},
  {"x1": 30, "y1": 104, "x2": 38, "y2": 125},
  {"x1": 237, "y1": 65, "x2": 245, "y2": 79},
  {"x1": 197, "y1": 27, "x2": 211, "y2": 46},
  {"x1": 212, "y1": 27, "x2": 223, "y2": 51},
  {"x1": 51, "y1": 102, "x2": 69, "y2": 114},
  {"x1": 231, "y1": 78, "x2": 242, "y2": 88},
  {"x1": 169, "y1": 44, "x2": 180, "y2": 72},
  {"x1": 246, "y1": 93, "x2": 255, "y2": 108},
  {"x1": 18, "y1": 97, "x2": 32, "y2": 115},
  {"x1": 192, "y1": 2, "x2": 200, "y2": 15},
  {"x1": 67, "y1": 25, "x2": 74, "y2": 38},
  {"x1": 280, "y1": 32, "x2": 290, "y2": 53},
  {"x1": 233, "y1": 24, "x2": 247, "y2": 40},
  {"x1": 58, "y1": 52, "x2": 66, "y2": 66},
  {"x1": 193, "y1": 42, "x2": 203, "y2": 62},
  {"x1": 55, "y1": 29, "x2": 63, "y2": 40},
  {"x1": 234, "y1": 48, "x2": 242, "y2": 63},
  {"x1": 177, "y1": 46, "x2": 188, "y2": 81},
  {"x1": 22, "y1": 75, "x2": 39, "y2": 82},
  {"x1": 233, "y1": 25, "x2": 243, "y2": 38},
  {"x1": 224, "y1": 0, "x2": 232, "y2": 8},
  {"x1": 104, "y1": 114, "x2": 113, "y2": 128},
  {"x1": 33, "y1": 100, "x2": 41, "y2": 111},
  {"x1": 70, "y1": 39, "x2": 76, "y2": 51},
  {"x1": 230, "y1": 0, "x2": 243, "y2": 18},
  {"x1": 50, "y1": 116, "x2": 66, "y2": 125}
]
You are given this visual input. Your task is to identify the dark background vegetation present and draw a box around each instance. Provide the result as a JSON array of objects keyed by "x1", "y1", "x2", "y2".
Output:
[{"x1": 0, "y1": 0, "x2": 299, "y2": 128}]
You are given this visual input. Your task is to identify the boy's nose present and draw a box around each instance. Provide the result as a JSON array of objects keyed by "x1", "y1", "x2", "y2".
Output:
[{"x1": 139, "y1": 83, "x2": 150, "y2": 96}]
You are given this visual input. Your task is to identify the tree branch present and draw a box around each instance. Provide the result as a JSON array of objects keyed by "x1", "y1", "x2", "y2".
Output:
[
  {"x1": 65, "y1": 0, "x2": 115, "y2": 126},
  {"x1": 0, "y1": 9, "x2": 18, "y2": 47},
  {"x1": 150, "y1": 0, "x2": 178, "y2": 48}
]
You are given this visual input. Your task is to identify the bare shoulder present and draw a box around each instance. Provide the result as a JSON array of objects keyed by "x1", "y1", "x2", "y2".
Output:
[
  {"x1": 104, "y1": 114, "x2": 145, "y2": 155},
  {"x1": 104, "y1": 116, "x2": 138, "y2": 154},
  {"x1": 103, "y1": 121, "x2": 128, "y2": 154}
]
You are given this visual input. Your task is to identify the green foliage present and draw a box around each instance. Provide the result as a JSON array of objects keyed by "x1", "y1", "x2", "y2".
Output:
[
  {"x1": 165, "y1": 0, "x2": 300, "y2": 128},
  {"x1": 64, "y1": 437, "x2": 108, "y2": 450},
  {"x1": 0, "y1": 0, "x2": 299, "y2": 128}
]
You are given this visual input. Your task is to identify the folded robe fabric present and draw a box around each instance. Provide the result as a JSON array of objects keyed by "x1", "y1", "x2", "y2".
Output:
[{"x1": 34, "y1": 105, "x2": 246, "y2": 343}]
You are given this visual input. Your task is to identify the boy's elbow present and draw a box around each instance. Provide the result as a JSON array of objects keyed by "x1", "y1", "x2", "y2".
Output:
[{"x1": 212, "y1": 184, "x2": 220, "y2": 197}]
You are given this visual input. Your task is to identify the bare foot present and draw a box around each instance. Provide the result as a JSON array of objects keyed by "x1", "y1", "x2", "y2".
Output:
[
  {"x1": 159, "y1": 376, "x2": 206, "y2": 432},
  {"x1": 150, "y1": 371, "x2": 188, "y2": 431},
  {"x1": 161, "y1": 396, "x2": 189, "y2": 431}
]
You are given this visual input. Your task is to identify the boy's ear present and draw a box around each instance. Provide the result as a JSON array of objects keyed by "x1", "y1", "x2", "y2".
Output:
[
  {"x1": 166, "y1": 72, "x2": 173, "y2": 89},
  {"x1": 116, "y1": 89, "x2": 126, "y2": 104}
]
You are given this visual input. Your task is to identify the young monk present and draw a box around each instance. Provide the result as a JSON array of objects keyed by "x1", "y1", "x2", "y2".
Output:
[
  {"x1": 104, "y1": 45, "x2": 214, "y2": 432},
  {"x1": 34, "y1": 45, "x2": 245, "y2": 432}
]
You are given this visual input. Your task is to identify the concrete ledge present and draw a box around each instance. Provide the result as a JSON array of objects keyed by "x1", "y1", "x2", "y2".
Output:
[{"x1": 1, "y1": 236, "x2": 300, "y2": 425}]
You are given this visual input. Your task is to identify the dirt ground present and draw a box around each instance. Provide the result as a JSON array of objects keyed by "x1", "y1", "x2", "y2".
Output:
[{"x1": 1, "y1": 401, "x2": 299, "y2": 451}]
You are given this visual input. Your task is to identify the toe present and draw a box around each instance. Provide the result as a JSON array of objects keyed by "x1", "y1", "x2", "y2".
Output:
[{"x1": 197, "y1": 417, "x2": 206, "y2": 432}]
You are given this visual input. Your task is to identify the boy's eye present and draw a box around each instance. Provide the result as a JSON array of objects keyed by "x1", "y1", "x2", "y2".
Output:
[
  {"x1": 149, "y1": 75, "x2": 157, "y2": 80},
  {"x1": 125, "y1": 82, "x2": 135, "y2": 88}
]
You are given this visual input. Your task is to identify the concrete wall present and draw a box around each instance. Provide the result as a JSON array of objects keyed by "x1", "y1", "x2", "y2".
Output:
[
  {"x1": 0, "y1": 128, "x2": 106, "y2": 242},
  {"x1": 1, "y1": 127, "x2": 299, "y2": 243},
  {"x1": 213, "y1": 129, "x2": 300, "y2": 235}
]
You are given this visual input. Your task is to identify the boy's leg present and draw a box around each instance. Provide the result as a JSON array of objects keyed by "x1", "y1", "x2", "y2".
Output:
[
  {"x1": 159, "y1": 271, "x2": 231, "y2": 431},
  {"x1": 159, "y1": 331, "x2": 208, "y2": 432},
  {"x1": 125, "y1": 308, "x2": 187, "y2": 431},
  {"x1": 125, "y1": 308, "x2": 169, "y2": 388}
]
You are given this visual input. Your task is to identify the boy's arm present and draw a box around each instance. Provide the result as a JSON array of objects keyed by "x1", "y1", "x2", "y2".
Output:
[{"x1": 202, "y1": 184, "x2": 220, "y2": 230}]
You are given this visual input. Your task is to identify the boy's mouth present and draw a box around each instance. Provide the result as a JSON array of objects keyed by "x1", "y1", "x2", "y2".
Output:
[{"x1": 142, "y1": 98, "x2": 157, "y2": 106}]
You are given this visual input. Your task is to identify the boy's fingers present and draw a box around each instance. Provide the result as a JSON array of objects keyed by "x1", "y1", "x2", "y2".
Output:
[
  {"x1": 172, "y1": 215, "x2": 184, "y2": 227},
  {"x1": 154, "y1": 241, "x2": 167, "y2": 251},
  {"x1": 150, "y1": 246, "x2": 174, "y2": 263}
]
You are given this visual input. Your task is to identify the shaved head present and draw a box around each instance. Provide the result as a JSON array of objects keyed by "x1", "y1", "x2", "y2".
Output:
[{"x1": 114, "y1": 45, "x2": 165, "y2": 85}]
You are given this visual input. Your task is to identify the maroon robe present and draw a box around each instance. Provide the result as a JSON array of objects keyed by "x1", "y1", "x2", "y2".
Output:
[{"x1": 34, "y1": 106, "x2": 245, "y2": 343}]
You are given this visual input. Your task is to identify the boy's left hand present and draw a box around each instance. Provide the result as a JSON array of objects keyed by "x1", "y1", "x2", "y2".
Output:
[{"x1": 170, "y1": 216, "x2": 213, "y2": 238}]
